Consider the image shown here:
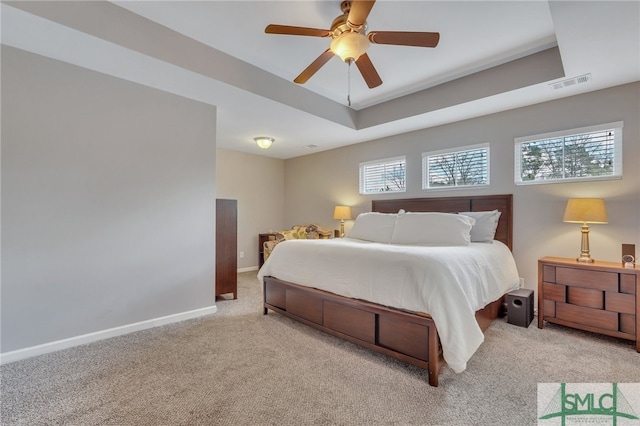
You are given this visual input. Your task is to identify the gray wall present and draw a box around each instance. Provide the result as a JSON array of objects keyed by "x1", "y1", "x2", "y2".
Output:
[
  {"x1": 283, "y1": 82, "x2": 640, "y2": 295},
  {"x1": 7, "y1": 40, "x2": 634, "y2": 354},
  {"x1": 1, "y1": 47, "x2": 217, "y2": 352},
  {"x1": 216, "y1": 148, "x2": 285, "y2": 270}
]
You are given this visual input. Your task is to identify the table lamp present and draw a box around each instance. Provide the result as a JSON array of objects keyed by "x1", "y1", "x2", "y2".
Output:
[
  {"x1": 563, "y1": 198, "x2": 608, "y2": 263},
  {"x1": 333, "y1": 206, "x2": 352, "y2": 238}
]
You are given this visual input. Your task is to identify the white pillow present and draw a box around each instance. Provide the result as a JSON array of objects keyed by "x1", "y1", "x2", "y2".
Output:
[
  {"x1": 391, "y1": 212, "x2": 475, "y2": 246},
  {"x1": 459, "y1": 210, "x2": 502, "y2": 243},
  {"x1": 346, "y1": 212, "x2": 397, "y2": 243}
]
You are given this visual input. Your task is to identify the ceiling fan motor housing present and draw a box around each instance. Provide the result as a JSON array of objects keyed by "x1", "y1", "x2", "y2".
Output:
[{"x1": 331, "y1": 12, "x2": 367, "y2": 36}]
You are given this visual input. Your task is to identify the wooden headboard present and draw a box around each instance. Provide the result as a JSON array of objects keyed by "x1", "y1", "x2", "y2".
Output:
[{"x1": 371, "y1": 194, "x2": 513, "y2": 250}]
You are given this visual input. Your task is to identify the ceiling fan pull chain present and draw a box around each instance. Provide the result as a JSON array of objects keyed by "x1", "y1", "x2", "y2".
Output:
[{"x1": 347, "y1": 59, "x2": 352, "y2": 107}]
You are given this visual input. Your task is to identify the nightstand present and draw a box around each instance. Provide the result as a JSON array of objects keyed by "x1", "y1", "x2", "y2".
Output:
[
  {"x1": 258, "y1": 233, "x2": 277, "y2": 268},
  {"x1": 538, "y1": 256, "x2": 639, "y2": 352}
]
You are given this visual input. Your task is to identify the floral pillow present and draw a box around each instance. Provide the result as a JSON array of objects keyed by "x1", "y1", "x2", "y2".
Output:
[
  {"x1": 276, "y1": 228, "x2": 306, "y2": 242},
  {"x1": 274, "y1": 224, "x2": 332, "y2": 242}
]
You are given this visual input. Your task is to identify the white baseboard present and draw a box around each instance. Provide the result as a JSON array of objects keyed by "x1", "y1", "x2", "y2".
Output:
[
  {"x1": 238, "y1": 266, "x2": 258, "y2": 273},
  {"x1": 0, "y1": 304, "x2": 218, "y2": 365}
]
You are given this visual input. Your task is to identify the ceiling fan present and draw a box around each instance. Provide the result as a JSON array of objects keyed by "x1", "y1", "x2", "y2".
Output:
[{"x1": 265, "y1": 0, "x2": 440, "y2": 89}]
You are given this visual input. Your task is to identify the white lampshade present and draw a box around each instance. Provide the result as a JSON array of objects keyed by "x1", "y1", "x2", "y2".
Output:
[
  {"x1": 563, "y1": 198, "x2": 608, "y2": 224},
  {"x1": 254, "y1": 137, "x2": 274, "y2": 149},
  {"x1": 333, "y1": 205, "x2": 352, "y2": 220},
  {"x1": 330, "y1": 32, "x2": 370, "y2": 62}
]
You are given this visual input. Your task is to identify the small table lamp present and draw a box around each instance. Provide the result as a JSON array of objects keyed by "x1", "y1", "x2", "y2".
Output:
[
  {"x1": 333, "y1": 206, "x2": 352, "y2": 238},
  {"x1": 563, "y1": 198, "x2": 608, "y2": 263}
]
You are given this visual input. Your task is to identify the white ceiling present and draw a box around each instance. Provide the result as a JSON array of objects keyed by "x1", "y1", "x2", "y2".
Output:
[{"x1": 2, "y1": 1, "x2": 639, "y2": 159}]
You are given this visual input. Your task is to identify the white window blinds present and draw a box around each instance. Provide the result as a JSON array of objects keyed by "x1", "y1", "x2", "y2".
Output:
[
  {"x1": 515, "y1": 122, "x2": 622, "y2": 184},
  {"x1": 422, "y1": 144, "x2": 489, "y2": 189},
  {"x1": 359, "y1": 156, "x2": 406, "y2": 194}
]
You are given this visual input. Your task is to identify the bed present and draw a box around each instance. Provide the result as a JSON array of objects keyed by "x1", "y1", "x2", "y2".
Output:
[{"x1": 258, "y1": 194, "x2": 518, "y2": 386}]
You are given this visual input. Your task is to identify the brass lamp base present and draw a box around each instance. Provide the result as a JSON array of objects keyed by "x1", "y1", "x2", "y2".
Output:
[{"x1": 576, "y1": 224, "x2": 595, "y2": 263}]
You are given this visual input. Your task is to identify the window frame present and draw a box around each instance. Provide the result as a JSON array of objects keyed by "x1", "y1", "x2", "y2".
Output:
[
  {"x1": 359, "y1": 156, "x2": 407, "y2": 195},
  {"x1": 422, "y1": 143, "x2": 490, "y2": 190},
  {"x1": 514, "y1": 122, "x2": 623, "y2": 185}
]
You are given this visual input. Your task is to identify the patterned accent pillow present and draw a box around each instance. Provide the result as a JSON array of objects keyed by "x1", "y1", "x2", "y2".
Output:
[
  {"x1": 275, "y1": 227, "x2": 307, "y2": 242},
  {"x1": 289, "y1": 226, "x2": 308, "y2": 239},
  {"x1": 274, "y1": 224, "x2": 330, "y2": 242}
]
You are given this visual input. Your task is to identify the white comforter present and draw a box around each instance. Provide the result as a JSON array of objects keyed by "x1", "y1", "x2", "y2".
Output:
[{"x1": 257, "y1": 237, "x2": 520, "y2": 373}]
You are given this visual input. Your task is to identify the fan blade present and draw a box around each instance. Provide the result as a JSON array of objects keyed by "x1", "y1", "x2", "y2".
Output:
[
  {"x1": 347, "y1": 0, "x2": 376, "y2": 29},
  {"x1": 368, "y1": 31, "x2": 440, "y2": 48},
  {"x1": 265, "y1": 24, "x2": 330, "y2": 38},
  {"x1": 355, "y1": 53, "x2": 382, "y2": 88},
  {"x1": 294, "y1": 49, "x2": 335, "y2": 84}
]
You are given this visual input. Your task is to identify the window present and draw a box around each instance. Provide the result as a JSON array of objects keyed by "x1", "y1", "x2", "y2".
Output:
[
  {"x1": 515, "y1": 122, "x2": 622, "y2": 185},
  {"x1": 422, "y1": 143, "x2": 489, "y2": 189},
  {"x1": 359, "y1": 156, "x2": 406, "y2": 194}
]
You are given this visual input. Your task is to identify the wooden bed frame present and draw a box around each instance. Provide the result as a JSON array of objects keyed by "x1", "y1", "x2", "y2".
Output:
[{"x1": 262, "y1": 194, "x2": 513, "y2": 386}]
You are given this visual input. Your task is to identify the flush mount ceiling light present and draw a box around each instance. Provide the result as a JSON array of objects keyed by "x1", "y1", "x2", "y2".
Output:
[{"x1": 254, "y1": 137, "x2": 274, "y2": 149}]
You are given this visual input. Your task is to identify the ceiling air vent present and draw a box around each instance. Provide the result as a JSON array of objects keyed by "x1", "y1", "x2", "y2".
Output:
[{"x1": 549, "y1": 73, "x2": 592, "y2": 90}]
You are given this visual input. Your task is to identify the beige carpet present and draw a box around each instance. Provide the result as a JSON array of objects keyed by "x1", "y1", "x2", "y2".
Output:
[{"x1": 2, "y1": 271, "x2": 639, "y2": 425}]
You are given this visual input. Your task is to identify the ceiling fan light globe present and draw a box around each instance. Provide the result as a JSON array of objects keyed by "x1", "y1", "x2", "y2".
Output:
[{"x1": 330, "y1": 32, "x2": 369, "y2": 62}]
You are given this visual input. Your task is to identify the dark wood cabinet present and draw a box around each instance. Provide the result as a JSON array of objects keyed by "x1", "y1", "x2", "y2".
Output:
[
  {"x1": 216, "y1": 199, "x2": 237, "y2": 299},
  {"x1": 538, "y1": 256, "x2": 639, "y2": 351}
]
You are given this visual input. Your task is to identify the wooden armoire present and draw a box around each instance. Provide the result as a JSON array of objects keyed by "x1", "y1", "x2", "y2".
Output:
[{"x1": 215, "y1": 199, "x2": 237, "y2": 299}]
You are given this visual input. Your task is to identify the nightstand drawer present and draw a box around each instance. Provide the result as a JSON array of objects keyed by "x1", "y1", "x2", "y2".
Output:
[
  {"x1": 620, "y1": 314, "x2": 636, "y2": 335},
  {"x1": 605, "y1": 292, "x2": 635, "y2": 314},
  {"x1": 621, "y1": 274, "x2": 637, "y2": 294},
  {"x1": 567, "y1": 286, "x2": 603, "y2": 309},
  {"x1": 542, "y1": 265, "x2": 556, "y2": 283},
  {"x1": 556, "y1": 267, "x2": 618, "y2": 292},
  {"x1": 556, "y1": 302, "x2": 618, "y2": 331},
  {"x1": 543, "y1": 282, "x2": 566, "y2": 302}
]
